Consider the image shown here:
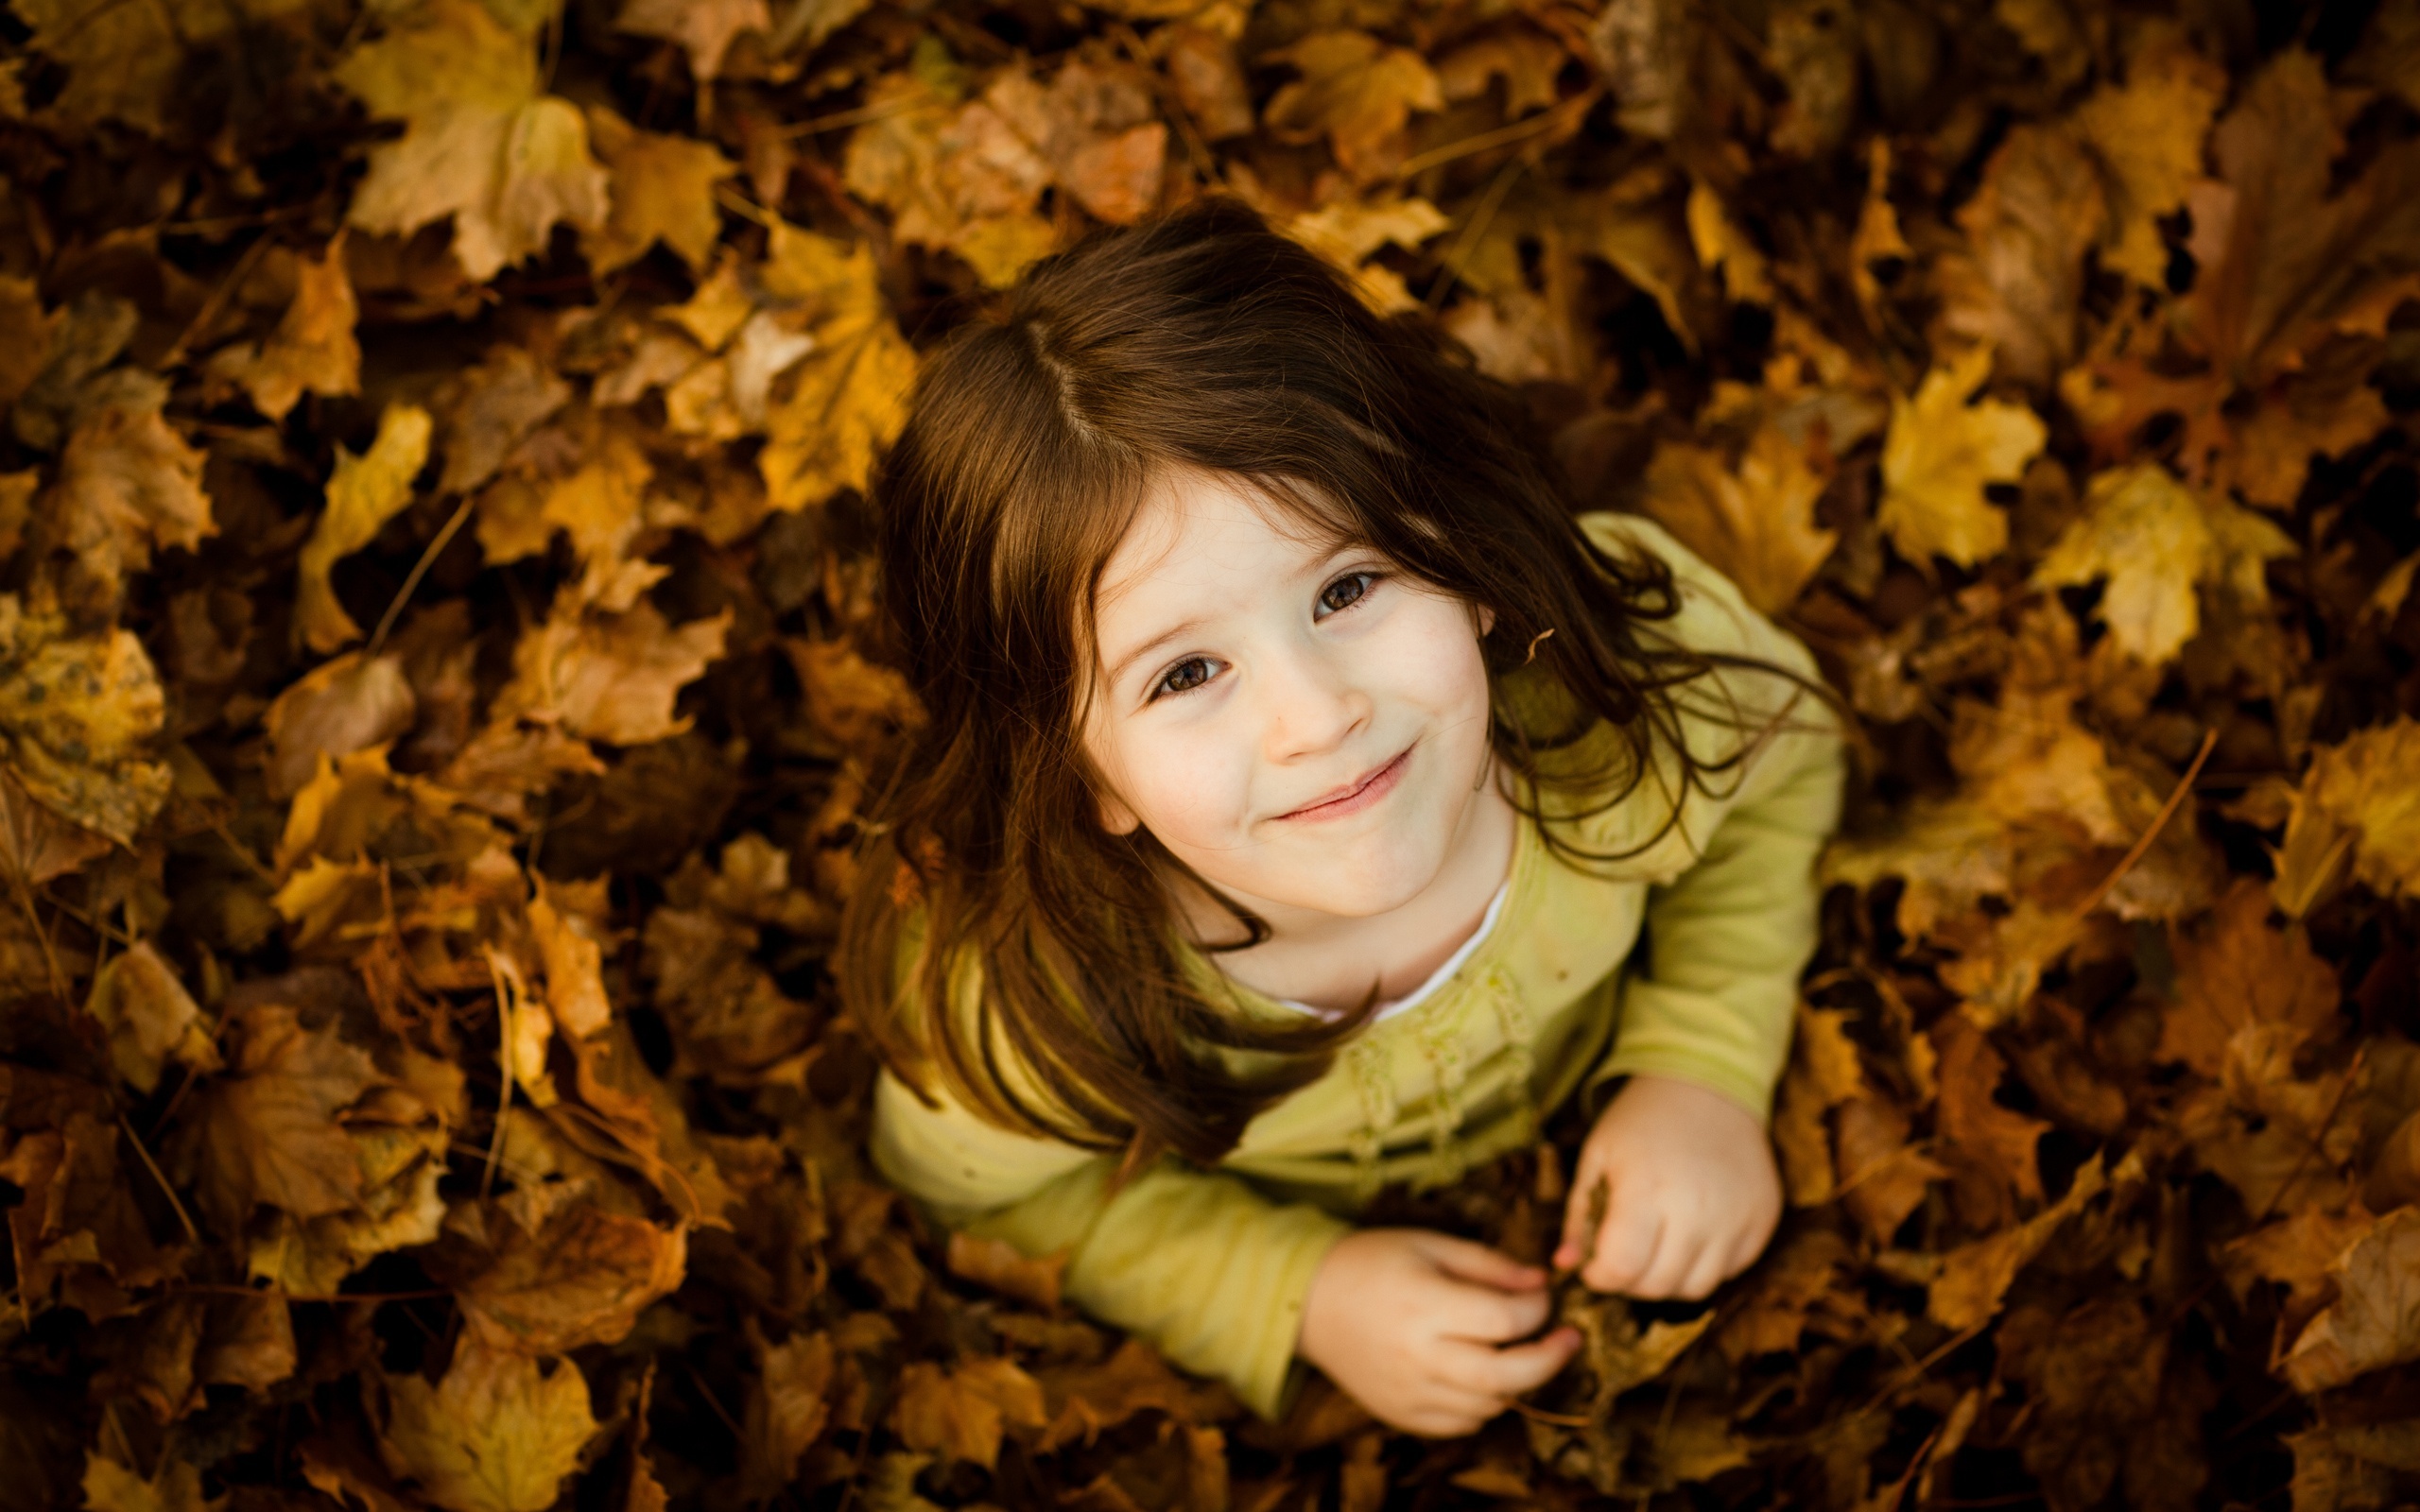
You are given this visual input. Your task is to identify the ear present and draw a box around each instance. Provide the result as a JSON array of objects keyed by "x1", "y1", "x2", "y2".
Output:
[{"x1": 1475, "y1": 603, "x2": 1497, "y2": 638}]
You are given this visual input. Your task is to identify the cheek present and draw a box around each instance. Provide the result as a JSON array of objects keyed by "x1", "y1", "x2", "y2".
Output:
[{"x1": 1098, "y1": 714, "x2": 1254, "y2": 844}]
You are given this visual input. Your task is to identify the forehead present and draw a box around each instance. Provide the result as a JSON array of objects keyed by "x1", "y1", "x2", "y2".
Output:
[{"x1": 1095, "y1": 469, "x2": 1337, "y2": 618}]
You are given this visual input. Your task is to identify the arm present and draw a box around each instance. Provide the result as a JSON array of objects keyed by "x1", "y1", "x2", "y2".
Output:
[
  {"x1": 871, "y1": 1069, "x2": 1349, "y2": 1418},
  {"x1": 1592, "y1": 725, "x2": 1845, "y2": 1120}
]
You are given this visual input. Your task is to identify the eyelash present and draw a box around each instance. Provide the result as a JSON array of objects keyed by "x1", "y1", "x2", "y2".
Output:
[{"x1": 1147, "y1": 571, "x2": 1384, "y2": 702}]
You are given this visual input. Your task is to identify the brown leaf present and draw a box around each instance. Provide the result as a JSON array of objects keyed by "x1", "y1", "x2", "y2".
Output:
[
  {"x1": 616, "y1": 0, "x2": 769, "y2": 88},
  {"x1": 2281, "y1": 1208, "x2": 2420, "y2": 1393},
  {"x1": 893, "y1": 1355, "x2": 1047, "y2": 1469},
  {"x1": 947, "y1": 1231, "x2": 1067, "y2": 1310},
  {"x1": 742, "y1": 1329, "x2": 836, "y2": 1495},
  {"x1": 1933, "y1": 1012, "x2": 2049, "y2": 1206},
  {"x1": 206, "y1": 234, "x2": 361, "y2": 422},
  {"x1": 263, "y1": 652, "x2": 419, "y2": 801},
  {"x1": 2159, "y1": 879, "x2": 2340, "y2": 1079},
  {"x1": 85, "y1": 940, "x2": 220, "y2": 1094},
  {"x1": 377, "y1": 1340, "x2": 599, "y2": 1512},
  {"x1": 451, "y1": 1205, "x2": 687, "y2": 1354},
  {"x1": 584, "y1": 108, "x2": 736, "y2": 274},
  {"x1": 182, "y1": 1001, "x2": 387, "y2": 1229},
  {"x1": 1927, "y1": 1155, "x2": 2109, "y2": 1330}
]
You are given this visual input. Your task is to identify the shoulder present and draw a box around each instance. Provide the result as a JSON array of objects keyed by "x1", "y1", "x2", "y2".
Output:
[
  {"x1": 1574, "y1": 512, "x2": 1820, "y2": 685},
  {"x1": 1533, "y1": 513, "x2": 1840, "y2": 879}
]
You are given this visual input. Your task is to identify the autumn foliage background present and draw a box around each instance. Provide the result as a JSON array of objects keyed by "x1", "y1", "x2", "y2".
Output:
[{"x1": 1, "y1": 0, "x2": 2418, "y2": 1504}]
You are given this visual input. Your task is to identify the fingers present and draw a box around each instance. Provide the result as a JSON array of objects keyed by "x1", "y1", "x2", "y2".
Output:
[
  {"x1": 1436, "y1": 1275, "x2": 1553, "y2": 1343},
  {"x1": 1582, "y1": 1203, "x2": 1662, "y2": 1294},
  {"x1": 1468, "y1": 1326, "x2": 1582, "y2": 1397},
  {"x1": 1418, "y1": 1233, "x2": 1548, "y2": 1293}
]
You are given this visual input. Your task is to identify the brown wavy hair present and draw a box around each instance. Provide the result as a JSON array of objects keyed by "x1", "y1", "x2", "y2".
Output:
[{"x1": 839, "y1": 198, "x2": 1799, "y2": 1172}]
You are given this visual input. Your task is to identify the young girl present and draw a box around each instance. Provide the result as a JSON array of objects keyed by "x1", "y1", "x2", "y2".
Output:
[{"x1": 842, "y1": 201, "x2": 1842, "y2": 1437}]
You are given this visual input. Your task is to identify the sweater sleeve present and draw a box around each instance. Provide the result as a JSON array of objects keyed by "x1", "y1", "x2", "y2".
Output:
[
  {"x1": 1574, "y1": 514, "x2": 1847, "y2": 1122},
  {"x1": 870, "y1": 1069, "x2": 1350, "y2": 1418}
]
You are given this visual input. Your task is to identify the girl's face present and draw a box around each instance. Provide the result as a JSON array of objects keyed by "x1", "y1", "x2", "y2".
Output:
[{"x1": 1081, "y1": 468, "x2": 1498, "y2": 924}]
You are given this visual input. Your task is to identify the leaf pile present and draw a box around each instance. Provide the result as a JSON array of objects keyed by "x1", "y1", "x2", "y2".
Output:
[{"x1": 1, "y1": 0, "x2": 2418, "y2": 1507}]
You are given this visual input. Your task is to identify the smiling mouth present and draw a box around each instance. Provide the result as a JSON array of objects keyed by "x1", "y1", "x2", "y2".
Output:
[{"x1": 1276, "y1": 746, "x2": 1413, "y2": 822}]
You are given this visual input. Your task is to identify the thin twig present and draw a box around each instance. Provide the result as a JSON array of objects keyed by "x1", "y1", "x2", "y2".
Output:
[
  {"x1": 2064, "y1": 728, "x2": 2218, "y2": 928},
  {"x1": 366, "y1": 494, "x2": 475, "y2": 657},
  {"x1": 118, "y1": 1114, "x2": 201, "y2": 1247}
]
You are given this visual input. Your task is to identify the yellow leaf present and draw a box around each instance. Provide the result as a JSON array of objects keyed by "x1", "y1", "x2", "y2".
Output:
[
  {"x1": 1262, "y1": 30, "x2": 1443, "y2": 181},
  {"x1": 80, "y1": 1452, "x2": 216, "y2": 1512},
  {"x1": 337, "y1": 0, "x2": 610, "y2": 281},
  {"x1": 42, "y1": 375, "x2": 216, "y2": 601},
  {"x1": 2295, "y1": 717, "x2": 2420, "y2": 902},
  {"x1": 1637, "y1": 424, "x2": 1835, "y2": 616},
  {"x1": 760, "y1": 307, "x2": 917, "y2": 514},
  {"x1": 85, "y1": 940, "x2": 221, "y2": 1095},
  {"x1": 2031, "y1": 463, "x2": 2294, "y2": 663},
  {"x1": 892, "y1": 1356, "x2": 1046, "y2": 1469},
  {"x1": 1878, "y1": 345, "x2": 2046, "y2": 567},
  {"x1": 584, "y1": 107, "x2": 735, "y2": 273},
  {"x1": 297, "y1": 404, "x2": 433, "y2": 653},
  {"x1": 206, "y1": 235, "x2": 362, "y2": 421},
  {"x1": 530, "y1": 876, "x2": 613, "y2": 1038},
  {"x1": 2072, "y1": 28, "x2": 2227, "y2": 288},
  {"x1": 1685, "y1": 180, "x2": 1772, "y2": 304},
  {"x1": 495, "y1": 601, "x2": 732, "y2": 746},
  {"x1": 842, "y1": 76, "x2": 1057, "y2": 287},
  {"x1": 615, "y1": 0, "x2": 769, "y2": 88},
  {"x1": 0, "y1": 594, "x2": 172, "y2": 845},
  {"x1": 378, "y1": 1341, "x2": 598, "y2": 1512}
]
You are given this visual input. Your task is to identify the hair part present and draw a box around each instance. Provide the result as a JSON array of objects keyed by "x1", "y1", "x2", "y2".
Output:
[{"x1": 839, "y1": 198, "x2": 1812, "y2": 1171}]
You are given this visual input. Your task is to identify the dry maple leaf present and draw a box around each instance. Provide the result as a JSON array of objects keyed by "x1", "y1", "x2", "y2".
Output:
[
  {"x1": 0, "y1": 594, "x2": 174, "y2": 846},
  {"x1": 1927, "y1": 1154, "x2": 2110, "y2": 1330},
  {"x1": 206, "y1": 235, "x2": 362, "y2": 422},
  {"x1": 2288, "y1": 718, "x2": 2420, "y2": 904},
  {"x1": 1261, "y1": 31, "x2": 1443, "y2": 181},
  {"x1": 616, "y1": 0, "x2": 770, "y2": 90},
  {"x1": 378, "y1": 1341, "x2": 599, "y2": 1512},
  {"x1": 2156, "y1": 879, "x2": 2340, "y2": 1082},
  {"x1": 2070, "y1": 26, "x2": 2227, "y2": 289},
  {"x1": 451, "y1": 1205, "x2": 688, "y2": 1354},
  {"x1": 263, "y1": 652, "x2": 419, "y2": 800},
  {"x1": 743, "y1": 1330, "x2": 837, "y2": 1495},
  {"x1": 2281, "y1": 1208, "x2": 2420, "y2": 1393},
  {"x1": 296, "y1": 404, "x2": 433, "y2": 653},
  {"x1": 84, "y1": 940, "x2": 220, "y2": 1095},
  {"x1": 38, "y1": 372, "x2": 216, "y2": 606},
  {"x1": 755, "y1": 226, "x2": 918, "y2": 512},
  {"x1": 583, "y1": 108, "x2": 736, "y2": 273},
  {"x1": 180, "y1": 1001, "x2": 387, "y2": 1229},
  {"x1": 1933, "y1": 121, "x2": 2107, "y2": 389},
  {"x1": 15, "y1": 0, "x2": 319, "y2": 137},
  {"x1": 893, "y1": 1355, "x2": 1048, "y2": 1469},
  {"x1": 1636, "y1": 424, "x2": 1835, "y2": 617},
  {"x1": 493, "y1": 600, "x2": 732, "y2": 747},
  {"x1": 2031, "y1": 463, "x2": 2295, "y2": 664},
  {"x1": 80, "y1": 1452, "x2": 215, "y2": 1512},
  {"x1": 1877, "y1": 345, "x2": 2046, "y2": 567},
  {"x1": 336, "y1": 0, "x2": 611, "y2": 282}
]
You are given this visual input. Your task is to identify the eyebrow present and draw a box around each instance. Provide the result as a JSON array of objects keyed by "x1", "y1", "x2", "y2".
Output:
[{"x1": 1105, "y1": 618, "x2": 1204, "y2": 689}]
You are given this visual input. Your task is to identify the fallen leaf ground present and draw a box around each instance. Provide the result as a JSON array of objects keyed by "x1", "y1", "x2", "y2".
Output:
[{"x1": 2, "y1": 0, "x2": 2418, "y2": 1508}]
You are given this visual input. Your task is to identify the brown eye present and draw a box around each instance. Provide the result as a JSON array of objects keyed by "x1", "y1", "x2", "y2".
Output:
[
  {"x1": 1318, "y1": 572, "x2": 1374, "y2": 616},
  {"x1": 1156, "y1": 657, "x2": 1214, "y2": 697}
]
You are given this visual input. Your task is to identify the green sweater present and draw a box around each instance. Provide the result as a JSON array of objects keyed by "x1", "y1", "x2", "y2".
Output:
[{"x1": 869, "y1": 515, "x2": 1845, "y2": 1417}]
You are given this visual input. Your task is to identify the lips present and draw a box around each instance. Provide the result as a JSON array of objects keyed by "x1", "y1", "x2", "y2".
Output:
[{"x1": 1276, "y1": 746, "x2": 1411, "y2": 821}]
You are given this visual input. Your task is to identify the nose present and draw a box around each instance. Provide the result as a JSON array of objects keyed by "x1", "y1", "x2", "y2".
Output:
[{"x1": 1256, "y1": 638, "x2": 1371, "y2": 765}]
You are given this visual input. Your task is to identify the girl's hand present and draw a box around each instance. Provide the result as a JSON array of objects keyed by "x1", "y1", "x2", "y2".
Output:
[
  {"x1": 1553, "y1": 1074, "x2": 1781, "y2": 1298},
  {"x1": 1298, "y1": 1228, "x2": 1582, "y2": 1437}
]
